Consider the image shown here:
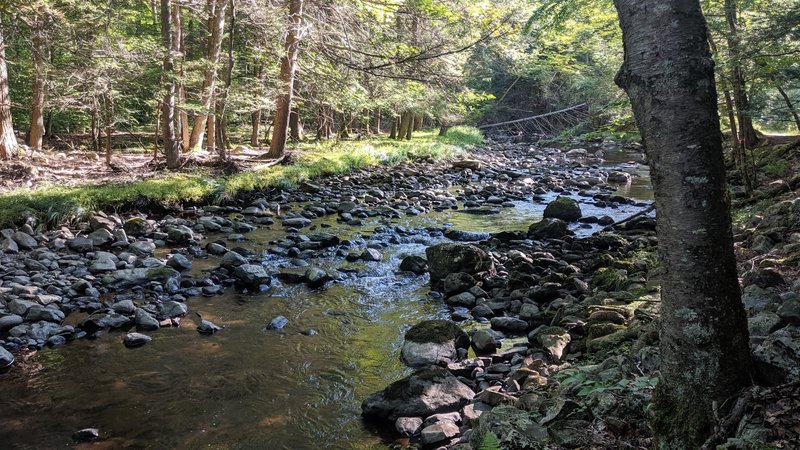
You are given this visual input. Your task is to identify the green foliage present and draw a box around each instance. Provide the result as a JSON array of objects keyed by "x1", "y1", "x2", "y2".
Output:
[
  {"x1": 593, "y1": 267, "x2": 631, "y2": 292},
  {"x1": 0, "y1": 128, "x2": 481, "y2": 227},
  {"x1": 555, "y1": 365, "x2": 658, "y2": 398},
  {"x1": 478, "y1": 431, "x2": 501, "y2": 450},
  {"x1": 764, "y1": 160, "x2": 788, "y2": 177}
]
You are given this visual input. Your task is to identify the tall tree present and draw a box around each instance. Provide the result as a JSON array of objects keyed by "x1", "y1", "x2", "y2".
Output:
[
  {"x1": 28, "y1": 5, "x2": 48, "y2": 151},
  {"x1": 724, "y1": 0, "x2": 759, "y2": 148},
  {"x1": 0, "y1": 20, "x2": 17, "y2": 160},
  {"x1": 613, "y1": 0, "x2": 753, "y2": 448},
  {"x1": 161, "y1": 0, "x2": 180, "y2": 169},
  {"x1": 267, "y1": 0, "x2": 303, "y2": 159},
  {"x1": 188, "y1": 0, "x2": 227, "y2": 152}
]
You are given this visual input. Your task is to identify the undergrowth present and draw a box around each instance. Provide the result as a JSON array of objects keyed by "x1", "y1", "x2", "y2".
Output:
[{"x1": 0, "y1": 127, "x2": 482, "y2": 228}]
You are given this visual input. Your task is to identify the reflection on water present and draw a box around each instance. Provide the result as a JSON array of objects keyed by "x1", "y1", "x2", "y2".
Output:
[{"x1": 0, "y1": 147, "x2": 653, "y2": 449}]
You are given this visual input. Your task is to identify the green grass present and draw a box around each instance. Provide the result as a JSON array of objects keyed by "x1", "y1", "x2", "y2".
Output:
[{"x1": 0, "y1": 126, "x2": 482, "y2": 228}]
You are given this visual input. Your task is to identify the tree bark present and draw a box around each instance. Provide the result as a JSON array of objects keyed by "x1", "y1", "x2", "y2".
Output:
[
  {"x1": 725, "y1": 0, "x2": 759, "y2": 148},
  {"x1": 289, "y1": 110, "x2": 303, "y2": 141},
  {"x1": 188, "y1": 0, "x2": 227, "y2": 152},
  {"x1": 161, "y1": 0, "x2": 180, "y2": 169},
  {"x1": 389, "y1": 117, "x2": 398, "y2": 139},
  {"x1": 613, "y1": 1, "x2": 753, "y2": 448},
  {"x1": 0, "y1": 22, "x2": 17, "y2": 159},
  {"x1": 29, "y1": 23, "x2": 46, "y2": 151},
  {"x1": 174, "y1": 5, "x2": 190, "y2": 151},
  {"x1": 215, "y1": 0, "x2": 236, "y2": 159},
  {"x1": 267, "y1": 0, "x2": 303, "y2": 158},
  {"x1": 373, "y1": 108, "x2": 381, "y2": 134},
  {"x1": 413, "y1": 115, "x2": 422, "y2": 131},
  {"x1": 251, "y1": 110, "x2": 261, "y2": 147},
  {"x1": 397, "y1": 111, "x2": 410, "y2": 140},
  {"x1": 405, "y1": 112, "x2": 413, "y2": 140},
  {"x1": 102, "y1": 92, "x2": 112, "y2": 165},
  {"x1": 777, "y1": 85, "x2": 800, "y2": 132}
]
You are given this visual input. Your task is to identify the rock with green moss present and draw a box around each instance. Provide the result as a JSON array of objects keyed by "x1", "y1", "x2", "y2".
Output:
[
  {"x1": 361, "y1": 366, "x2": 475, "y2": 420},
  {"x1": 123, "y1": 216, "x2": 153, "y2": 236},
  {"x1": 469, "y1": 405, "x2": 548, "y2": 450},
  {"x1": 401, "y1": 320, "x2": 470, "y2": 367},
  {"x1": 543, "y1": 196, "x2": 582, "y2": 222},
  {"x1": 426, "y1": 243, "x2": 494, "y2": 281}
]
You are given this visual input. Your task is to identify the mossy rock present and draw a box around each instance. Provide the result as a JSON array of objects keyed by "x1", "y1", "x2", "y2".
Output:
[
  {"x1": 587, "y1": 323, "x2": 627, "y2": 341},
  {"x1": 123, "y1": 216, "x2": 153, "y2": 236},
  {"x1": 404, "y1": 320, "x2": 469, "y2": 346},
  {"x1": 146, "y1": 266, "x2": 180, "y2": 283},
  {"x1": 543, "y1": 196, "x2": 582, "y2": 222}
]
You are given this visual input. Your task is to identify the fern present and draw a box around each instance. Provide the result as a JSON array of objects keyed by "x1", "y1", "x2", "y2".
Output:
[{"x1": 478, "y1": 431, "x2": 502, "y2": 450}]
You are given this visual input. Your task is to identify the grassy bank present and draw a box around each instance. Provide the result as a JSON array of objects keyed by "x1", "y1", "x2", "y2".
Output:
[{"x1": 0, "y1": 127, "x2": 483, "y2": 228}]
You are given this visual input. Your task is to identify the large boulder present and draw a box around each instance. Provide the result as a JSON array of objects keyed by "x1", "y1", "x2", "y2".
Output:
[
  {"x1": 426, "y1": 243, "x2": 493, "y2": 282},
  {"x1": 401, "y1": 320, "x2": 470, "y2": 367},
  {"x1": 361, "y1": 367, "x2": 475, "y2": 420},
  {"x1": 543, "y1": 196, "x2": 582, "y2": 222}
]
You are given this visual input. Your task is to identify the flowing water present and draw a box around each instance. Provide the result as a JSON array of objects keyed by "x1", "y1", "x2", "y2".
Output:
[{"x1": 0, "y1": 148, "x2": 653, "y2": 450}]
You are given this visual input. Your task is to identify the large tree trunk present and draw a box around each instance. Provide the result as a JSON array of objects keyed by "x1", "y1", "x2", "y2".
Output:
[
  {"x1": 397, "y1": 111, "x2": 410, "y2": 140},
  {"x1": 389, "y1": 117, "x2": 398, "y2": 139},
  {"x1": 267, "y1": 0, "x2": 303, "y2": 158},
  {"x1": 161, "y1": 0, "x2": 180, "y2": 169},
  {"x1": 0, "y1": 22, "x2": 17, "y2": 159},
  {"x1": 777, "y1": 85, "x2": 800, "y2": 132},
  {"x1": 187, "y1": 0, "x2": 227, "y2": 152},
  {"x1": 29, "y1": 25, "x2": 46, "y2": 151},
  {"x1": 725, "y1": 0, "x2": 759, "y2": 148},
  {"x1": 613, "y1": 1, "x2": 753, "y2": 448},
  {"x1": 102, "y1": 92, "x2": 113, "y2": 165}
]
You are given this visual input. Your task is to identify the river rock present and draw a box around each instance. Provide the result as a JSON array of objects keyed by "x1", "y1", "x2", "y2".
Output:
[
  {"x1": 72, "y1": 428, "x2": 100, "y2": 442},
  {"x1": 123, "y1": 332, "x2": 151, "y2": 348},
  {"x1": 543, "y1": 196, "x2": 582, "y2": 222},
  {"x1": 471, "y1": 329, "x2": 498, "y2": 354},
  {"x1": 68, "y1": 237, "x2": 94, "y2": 252},
  {"x1": 129, "y1": 240, "x2": 156, "y2": 256},
  {"x1": 221, "y1": 251, "x2": 248, "y2": 269},
  {"x1": 401, "y1": 320, "x2": 470, "y2": 367},
  {"x1": 12, "y1": 231, "x2": 38, "y2": 250},
  {"x1": 88, "y1": 228, "x2": 114, "y2": 246},
  {"x1": 112, "y1": 300, "x2": 136, "y2": 315},
  {"x1": 399, "y1": 255, "x2": 428, "y2": 275},
  {"x1": 124, "y1": 217, "x2": 152, "y2": 236},
  {"x1": 305, "y1": 267, "x2": 331, "y2": 288},
  {"x1": 166, "y1": 254, "x2": 193, "y2": 271},
  {"x1": 607, "y1": 171, "x2": 632, "y2": 183},
  {"x1": 421, "y1": 421, "x2": 460, "y2": 445},
  {"x1": 426, "y1": 243, "x2": 494, "y2": 281},
  {"x1": 282, "y1": 217, "x2": 311, "y2": 228},
  {"x1": 0, "y1": 314, "x2": 24, "y2": 330},
  {"x1": 233, "y1": 264, "x2": 271, "y2": 287},
  {"x1": 197, "y1": 319, "x2": 223, "y2": 334},
  {"x1": 395, "y1": 417, "x2": 423, "y2": 437},
  {"x1": 26, "y1": 305, "x2": 65, "y2": 323},
  {"x1": 0, "y1": 237, "x2": 18, "y2": 253},
  {"x1": 135, "y1": 308, "x2": 160, "y2": 331},
  {"x1": 167, "y1": 225, "x2": 194, "y2": 243},
  {"x1": 490, "y1": 317, "x2": 529, "y2": 333},
  {"x1": 0, "y1": 345, "x2": 14, "y2": 368},
  {"x1": 443, "y1": 272, "x2": 475, "y2": 296},
  {"x1": 266, "y1": 315, "x2": 289, "y2": 330},
  {"x1": 529, "y1": 218, "x2": 568, "y2": 239},
  {"x1": 361, "y1": 366, "x2": 475, "y2": 420},
  {"x1": 361, "y1": 248, "x2": 383, "y2": 262},
  {"x1": 534, "y1": 326, "x2": 572, "y2": 362},
  {"x1": 9, "y1": 299, "x2": 38, "y2": 316}
]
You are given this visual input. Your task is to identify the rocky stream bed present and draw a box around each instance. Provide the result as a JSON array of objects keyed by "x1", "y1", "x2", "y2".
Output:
[{"x1": 0, "y1": 139, "x2": 798, "y2": 449}]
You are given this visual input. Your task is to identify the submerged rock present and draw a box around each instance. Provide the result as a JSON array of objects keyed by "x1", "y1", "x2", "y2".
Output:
[
  {"x1": 123, "y1": 332, "x2": 152, "y2": 348},
  {"x1": 266, "y1": 315, "x2": 289, "y2": 330},
  {"x1": 399, "y1": 255, "x2": 428, "y2": 275},
  {"x1": 361, "y1": 366, "x2": 475, "y2": 420}
]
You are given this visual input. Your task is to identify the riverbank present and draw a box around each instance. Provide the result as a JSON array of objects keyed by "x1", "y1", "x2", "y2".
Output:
[{"x1": 0, "y1": 127, "x2": 482, "y2": 228}]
